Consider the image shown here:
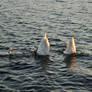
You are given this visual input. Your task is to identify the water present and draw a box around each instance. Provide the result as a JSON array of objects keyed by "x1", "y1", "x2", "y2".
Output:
[{"x1": 0, "y1": 0, "x2": 92, "y2": 92}]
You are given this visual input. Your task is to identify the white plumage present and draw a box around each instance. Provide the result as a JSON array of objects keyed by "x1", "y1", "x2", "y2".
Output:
[
  {"x1": 37, "y1": 33, "x2": 50, "y2": 55},
  {"x1": 64, "y1": 37, "x2": 76, "y2": 55}
]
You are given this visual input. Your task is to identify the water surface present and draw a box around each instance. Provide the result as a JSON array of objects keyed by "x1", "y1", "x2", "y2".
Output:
[{"x1": 0, "y1": 0, "x2": 92, "y2": 92}]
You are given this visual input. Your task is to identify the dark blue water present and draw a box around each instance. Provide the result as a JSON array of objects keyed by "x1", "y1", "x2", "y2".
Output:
[{"x1": 0, "y1": 0, "x2": 92, "y2": 92}]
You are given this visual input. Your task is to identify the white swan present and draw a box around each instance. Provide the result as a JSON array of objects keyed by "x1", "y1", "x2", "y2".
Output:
[
  {"x1": 37, "y1": 33, "x2": 50, "y2": 56},
  {"x1": 64, "y1": 37, "x2": 76, "y2": 55}
]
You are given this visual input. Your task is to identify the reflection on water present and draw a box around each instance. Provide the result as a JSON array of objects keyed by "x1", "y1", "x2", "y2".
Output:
[
  {"x1": 36, "y1": 56, "x2": 55, "y2": 75},
  {"x1": 39, "y1": 57, "x2": 49, "y2": 70},
  {"x1": 63, "y1": 55, "x2": 77, "y2": 71}
]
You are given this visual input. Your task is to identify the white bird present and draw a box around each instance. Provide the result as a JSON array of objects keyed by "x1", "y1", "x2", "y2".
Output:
[
  {"x1": 64, "y1": 37, "x2": 76, "y2": 55},
  {"x1": 37, "y1": 32, "x2": 50, "y2": 56}
]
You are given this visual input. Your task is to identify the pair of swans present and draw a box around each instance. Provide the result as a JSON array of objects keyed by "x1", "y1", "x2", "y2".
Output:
[{"x1": 36, "y1": 33, "x2": 76, "y2": 56}]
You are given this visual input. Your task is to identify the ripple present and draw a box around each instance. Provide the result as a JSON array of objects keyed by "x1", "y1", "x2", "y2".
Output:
[
  {"x1": 0, "y1": 0, "x2": 92, "y2": 91},
  {"x1": 0, "y1": 84, "x2": 19, "y2": 92}
]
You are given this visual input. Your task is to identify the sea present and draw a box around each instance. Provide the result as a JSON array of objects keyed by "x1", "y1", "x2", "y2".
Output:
[{"x1": 0, "y1": 0, "x2": 92, "y2": 92}]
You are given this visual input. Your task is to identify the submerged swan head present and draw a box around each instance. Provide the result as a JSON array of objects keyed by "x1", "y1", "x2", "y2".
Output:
[
  {"x1": 64, "y1": 37, "x2": 76, "y2": 55},
  {"x1": 37, "y1": 32, "x2": 50, "y2": 56}
]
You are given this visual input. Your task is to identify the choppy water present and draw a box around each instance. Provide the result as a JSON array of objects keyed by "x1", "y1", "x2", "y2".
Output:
[{"x1": 0, "y1": 0, "x2": 92, "y2": 92}]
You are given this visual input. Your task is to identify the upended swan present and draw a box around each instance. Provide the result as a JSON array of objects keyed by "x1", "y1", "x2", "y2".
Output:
[
  {"x1": 37, "y1": 32, "x2": 50, "y2": 56},
  {"x1": 63, "y1": 37, "x2": 76, "y2": 55}
]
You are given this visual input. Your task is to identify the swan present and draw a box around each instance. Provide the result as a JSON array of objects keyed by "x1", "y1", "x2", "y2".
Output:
[
  {"x1": 37, "y1": 32, "x2": 50, "y2": 56},
  {"x1": 64, "y1": 37, "x2": 76, "y2": 55}
]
